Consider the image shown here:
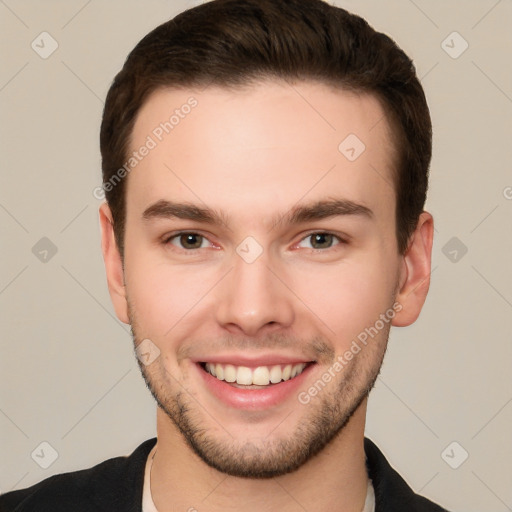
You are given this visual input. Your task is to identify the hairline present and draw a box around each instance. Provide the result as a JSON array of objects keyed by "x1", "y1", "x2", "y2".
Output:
[{"x1": 124, "y1": 76, "x2": 401, "y2": 200}]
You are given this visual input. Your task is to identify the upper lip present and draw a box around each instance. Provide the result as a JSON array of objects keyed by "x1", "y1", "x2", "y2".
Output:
[{"x1": 193, "y1": 354, "x2": 315, "y2": 367}]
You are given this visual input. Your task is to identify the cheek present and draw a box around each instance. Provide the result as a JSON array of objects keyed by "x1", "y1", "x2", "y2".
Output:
[
  {"x1": 124, "y1": 247, "x2": 218, "y2": 337},
  {"x1": 288, "y1": 252, "x2": 398, "y2": 344}
]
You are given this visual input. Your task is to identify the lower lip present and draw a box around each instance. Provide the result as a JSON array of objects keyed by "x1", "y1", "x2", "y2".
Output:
[{"x1": 196, "y1": 363, "x2": 315, "y2": 410}]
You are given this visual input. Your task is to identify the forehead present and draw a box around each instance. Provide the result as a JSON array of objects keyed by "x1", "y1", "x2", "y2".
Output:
[{"x1": 126, "y1": 80, "x2": 397, "y2": 228}]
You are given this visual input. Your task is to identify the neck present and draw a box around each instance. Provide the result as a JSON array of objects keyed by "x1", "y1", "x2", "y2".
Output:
[{"x1": 150, "y1": 400, "x2": 369, "y2": 512}]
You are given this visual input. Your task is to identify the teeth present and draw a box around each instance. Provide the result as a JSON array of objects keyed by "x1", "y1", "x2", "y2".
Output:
[
  {"x1": 215, "y1": 363, "x2": 224, "y2": 380},
  {"x1": 204, "y1": 362, "x2": 307, "y2": 386},
  {"x1": 252, "y1": 366, "x2": 270, "y2": 385},
  {"x1": 236, "y1": 366, "x2": 252, "y2": 385},
  {"x1": 224, "y1": 364, "x2": 237, "y2": 383},
  {"x1": 269, "y1": 365, "x2": 282, "y2": 384}
]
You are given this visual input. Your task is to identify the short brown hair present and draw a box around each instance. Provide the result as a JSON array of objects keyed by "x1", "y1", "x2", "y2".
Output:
[{"x1": 100, "y1": 0, "x2": 432, "y2": 257}]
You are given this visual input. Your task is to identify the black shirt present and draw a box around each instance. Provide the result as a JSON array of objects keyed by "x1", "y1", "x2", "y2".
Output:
[{"x1": 0, "y1": 437, "x2": 450, "y2": 511}]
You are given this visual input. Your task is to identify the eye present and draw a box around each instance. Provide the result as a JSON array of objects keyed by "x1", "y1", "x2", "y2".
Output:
[
  {"x1": 297, "y1": 232, "x2": 343, "y2": 250},
  {"x1": 165, "y1": 232, "x2": 211, "y2": 250}
]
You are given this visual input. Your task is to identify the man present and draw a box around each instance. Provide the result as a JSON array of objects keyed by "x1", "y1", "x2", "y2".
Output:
[{"x1": 0, "y1": 0, "x2": 450, "y2": 510}]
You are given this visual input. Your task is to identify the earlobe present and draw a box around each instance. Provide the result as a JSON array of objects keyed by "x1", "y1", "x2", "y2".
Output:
[
  {"x1": 99, "y1": 203, "x2": 130, "y2": 324},
  {"x1": 392, "y1": 211, "x2": 434, "y2": 327}
]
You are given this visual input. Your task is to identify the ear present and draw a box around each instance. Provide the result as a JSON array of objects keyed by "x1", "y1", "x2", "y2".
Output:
[
  {"x1": 99, "y1": 203, "x2": 129, "y2": 324},
  {"x1": 392, "y1": 211, "x2": 434, "y2": 327}
]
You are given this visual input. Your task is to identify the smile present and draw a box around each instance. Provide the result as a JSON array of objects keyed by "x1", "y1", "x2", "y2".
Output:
[
  {"x1": 203, "y1": 362, "x2": 309, "y2": 387},
  {"x1": 196, "y1": 358, "x2": 317, "y2": 409}
]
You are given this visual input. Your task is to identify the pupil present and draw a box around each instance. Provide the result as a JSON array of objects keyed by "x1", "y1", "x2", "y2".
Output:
[
  {"x1": 313, "y1": 233, "x2": 332, "y2": 249},
  {"x1": 182, "y1": 234, "x2": 201, "y2": 249}
]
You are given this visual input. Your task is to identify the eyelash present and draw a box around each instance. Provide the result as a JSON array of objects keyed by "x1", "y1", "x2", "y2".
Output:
[{"x1": 162, "y1": 231, "x2": 348, "y2": 252}]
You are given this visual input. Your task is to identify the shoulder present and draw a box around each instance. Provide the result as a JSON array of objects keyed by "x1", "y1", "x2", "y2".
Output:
[
  {"x1": 364, "y1": 437, "x2": 451, "y2": 512},
  {"x1": 0, "y1": 438, "x2": 156, "y2": 512}
]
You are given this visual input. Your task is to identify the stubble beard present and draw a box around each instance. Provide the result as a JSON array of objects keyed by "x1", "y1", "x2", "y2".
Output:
[{"x1": 129, "y1": 308, "x2": 389, "y2": 478}]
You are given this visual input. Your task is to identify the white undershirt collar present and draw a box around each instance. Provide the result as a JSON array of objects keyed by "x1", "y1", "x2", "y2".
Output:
[{"x1": 142, "y1": 444, "x2": 375, "y2": 512}]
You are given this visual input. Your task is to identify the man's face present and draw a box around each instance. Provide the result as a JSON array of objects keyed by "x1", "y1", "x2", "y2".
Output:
[{"x1": 111, "y1": 80, "x2": 407, "y2": 477}]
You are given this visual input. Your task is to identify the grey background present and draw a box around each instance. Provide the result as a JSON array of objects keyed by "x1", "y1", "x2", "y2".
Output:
[{"x1": 1, "y1": 1, "x2": 511, "y2": 510}]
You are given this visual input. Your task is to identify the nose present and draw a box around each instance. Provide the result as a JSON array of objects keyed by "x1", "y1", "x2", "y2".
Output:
[{"x1": 214, "y1": 248, "x2": 295, "y2": 337}]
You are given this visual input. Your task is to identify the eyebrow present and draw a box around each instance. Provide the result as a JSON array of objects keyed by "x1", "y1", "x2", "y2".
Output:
[{"x1": 142, "y1": 198, "x2": 374, "y2": 229}]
